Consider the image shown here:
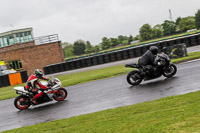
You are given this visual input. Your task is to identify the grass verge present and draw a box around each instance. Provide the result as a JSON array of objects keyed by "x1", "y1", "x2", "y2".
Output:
[
  {"x1": 3, "y1": 91, "x2": 200, "y2": 133},
  {"x1": 0, "y1": 51, "x2": 200, "y2": 101}
]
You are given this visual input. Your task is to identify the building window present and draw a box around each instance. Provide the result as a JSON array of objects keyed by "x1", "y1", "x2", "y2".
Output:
[
  {"x1": 24, "y1": 31, "x2": 32, "y2": 42},
  {"x1": 0, "y1": 37, "x2": 3, "y2": 47},
  {"x1": 16, "y1": 33, "x2": 20, "y2": 43},
  {"x1": 9, "y1": 35, "x2": 15, "y2": 45},
  {"x1": 8, "y1": 60, "x2": 22, "y2": 70},
  {"x1": 24, "y1": 32, "x2": 28, "y2": 42},
  {"x1": 19, "y1": 33, "x2": 24, "y2": 43},
  {"x1": 28, "y1": 31, "x2": 32, "y2": 41},
  {"x1": 3, "y1": 36, "x2": 9, "y2": 46}
]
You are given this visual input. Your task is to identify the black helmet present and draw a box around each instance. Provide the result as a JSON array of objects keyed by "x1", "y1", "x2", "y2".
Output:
[
  {"x1": 34, "y1": 69, "x2": 43, "y2": 78},
  {"x1": 150, "y1": 46, "x2": 158, "y2": 55}
]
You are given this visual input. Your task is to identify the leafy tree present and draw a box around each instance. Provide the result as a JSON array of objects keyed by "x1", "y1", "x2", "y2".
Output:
[
  {"x1": 117, "y1": 35, "x2": 129, "y2": 43},
  {"x1": 110, "y1": 38, "x2": 120, "y2": 47},
  {"x1": 151, "y1": 28, "x2": 163, "y2": 39},
  {"x1": 128, "y1": 35, "x2": 133, "y2": 44},
  {"x1": 139, "y1": 24, "x2": 152, "y2": 41},
  {"x1": 63, "y1": 44, "x2": 74, "y2": 57},
  {"x1": 195, "y1": 9, "x2": 200, "y2": 29},
  {"x1": 122, "y1": 40, "x2": 129, "y2": 45},
  {"x1": 100, "y1": 37, "x2": 112, "y2": 50},
  {"x1": 85, "y1": 41, "x2": 94, "y2": 54},
  {"x1": 161, "y1": 20, "x2": 176, "y2": 35},
  {"x1": 153, "y1": 24, "x2": 163, "y2": 30},
  {"x1": 179, "y1": 16, "x2": 195, "y2": 32},
  {"x1": 175, "y1": 17, "x2": 182, "y2": 32},
  {"x1": 94, "y1": 45, "x2": 100, "y2": 52},
  {"x1": 175, "y1": 17, "x2": 182, "y2": 25},
  {"x1": 117, "y1": 35, "x2": 124, "y2": 43},
  {"x1": 133, "y1": 35, "x2": 140, "y2": 41},
  {"x1": 73, "y1": 40, "x2": 86, "y2": 55},
  {"x1": 152, "y1": 24, "x2": 163, "y2": 39}
]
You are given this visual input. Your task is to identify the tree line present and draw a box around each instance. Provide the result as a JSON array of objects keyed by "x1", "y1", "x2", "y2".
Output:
[{"x1": 63, "y1": 9, "x2": 200, "y2": 57}]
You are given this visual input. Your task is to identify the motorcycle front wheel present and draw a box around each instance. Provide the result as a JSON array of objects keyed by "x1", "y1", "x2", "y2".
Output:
[
  {"x1": 163, "y1": 64, "x2": 177, "y2": 78},
  {"x1": 14, "y1": 95, "x2": 31, "y2": 110},
  {"x1": 127, "y1": 70, "x2": 143, "y2": 86},
  {"x1": 53, "y1": 88, "x2": 68, "y2": 101}
]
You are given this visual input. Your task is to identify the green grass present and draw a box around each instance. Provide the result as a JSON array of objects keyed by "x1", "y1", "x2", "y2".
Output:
[
  {"x1": 1, "y1": 51, "x2": 200, "y2": 101},
  {"x1": 3, "y1": 90, "x2": 200, "y2": 133},
  {"x1": 172, "y1": 51, "x2": 200, "y2": 63},
  {"x1": 0, "y1": 84, "x2": 25, "y2": 100},
  {"x1": 57, "y1": 64, "x2": 131, "y2": 87}
]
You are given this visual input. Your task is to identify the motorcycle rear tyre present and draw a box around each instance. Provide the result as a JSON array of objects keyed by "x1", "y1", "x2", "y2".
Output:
[
  {"x1": 127, "y1": 70, "x2": 143, "y2": 86},
  {"x1": 14, "y1": 95, "x2": 31, "y2": 110}
]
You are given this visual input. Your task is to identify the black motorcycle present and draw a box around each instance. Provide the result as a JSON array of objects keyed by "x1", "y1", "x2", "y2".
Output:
[{"x1": 125, "y1": 53, "x2": 177, "y2": 86}]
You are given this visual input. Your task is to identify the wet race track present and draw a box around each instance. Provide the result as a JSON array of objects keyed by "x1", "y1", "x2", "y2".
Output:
[{"x1": 0, "y1": 59, "x2": 200, "y2": 132}]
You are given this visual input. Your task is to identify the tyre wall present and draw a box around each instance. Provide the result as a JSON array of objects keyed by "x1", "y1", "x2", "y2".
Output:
[
  {"x1": 44, "y1": 34, "x2": 200, "y2": 75},
  {"x1": 0, "y1": 71, "x2": 28, "y2": 87}
]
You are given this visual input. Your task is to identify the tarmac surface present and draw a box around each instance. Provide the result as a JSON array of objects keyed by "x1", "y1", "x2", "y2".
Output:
[{"x1": 0, "y1": 45, "x2": 200, "y2": 132}]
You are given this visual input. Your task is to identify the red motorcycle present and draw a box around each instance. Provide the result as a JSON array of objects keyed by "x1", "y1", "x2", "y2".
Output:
[{"x1": 14, "y1": 77, "x2": 67, "y2": 110}]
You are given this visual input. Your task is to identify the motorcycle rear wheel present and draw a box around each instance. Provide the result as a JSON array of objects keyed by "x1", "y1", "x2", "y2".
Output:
[
  {"x1": 163, "y1": 64, "x2": 177, "y2": 78},
  {"x1": 53, "y1": 88, "x2": 68, "y2": 101},
  {"x1": 14, "y1": 95, "x2": 31, "y2": 110},
  {"x1": 127, "y1": 70, "x2": 143, "y2": 86}
]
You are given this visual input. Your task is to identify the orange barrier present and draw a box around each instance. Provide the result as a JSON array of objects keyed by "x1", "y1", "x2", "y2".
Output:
[{"x1": 8, "y1": 73, "x2": 22, "y2": 86}]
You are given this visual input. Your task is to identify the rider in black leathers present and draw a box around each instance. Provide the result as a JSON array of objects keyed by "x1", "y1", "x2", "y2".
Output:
[
  {"x1": 138, "y1": 46, "x2": 159, "y2": 75},
  {"x1": 138, "y1": 46, "x2": 159, "y2": 67}
]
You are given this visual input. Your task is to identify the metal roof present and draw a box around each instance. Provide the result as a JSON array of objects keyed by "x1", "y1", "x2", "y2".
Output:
[{"x1": 0, "y1": 27, "x2": 33, "y2": 37}]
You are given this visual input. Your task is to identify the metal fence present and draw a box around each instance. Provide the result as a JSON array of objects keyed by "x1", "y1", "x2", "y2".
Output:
[{"x1": 34, "y1": 34, "x2": 59, "y2": 45}]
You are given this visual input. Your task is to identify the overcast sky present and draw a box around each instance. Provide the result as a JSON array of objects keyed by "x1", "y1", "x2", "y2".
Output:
[{"x1": 0, "y1": 0, "x2": 200, "y2": 45}]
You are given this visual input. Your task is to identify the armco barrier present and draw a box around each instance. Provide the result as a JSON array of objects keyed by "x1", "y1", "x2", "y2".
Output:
[
  {"x1": 43, "y1": 33, "x2": 200, "y2": 75},
  {"x1": 0, "y1": 71, "x2": 28, "y2": 87}
]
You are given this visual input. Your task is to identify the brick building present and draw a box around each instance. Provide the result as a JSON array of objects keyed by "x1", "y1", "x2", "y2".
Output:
[{"x1": 0, "y1": 28, "x2": 64, "y2": 76}]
